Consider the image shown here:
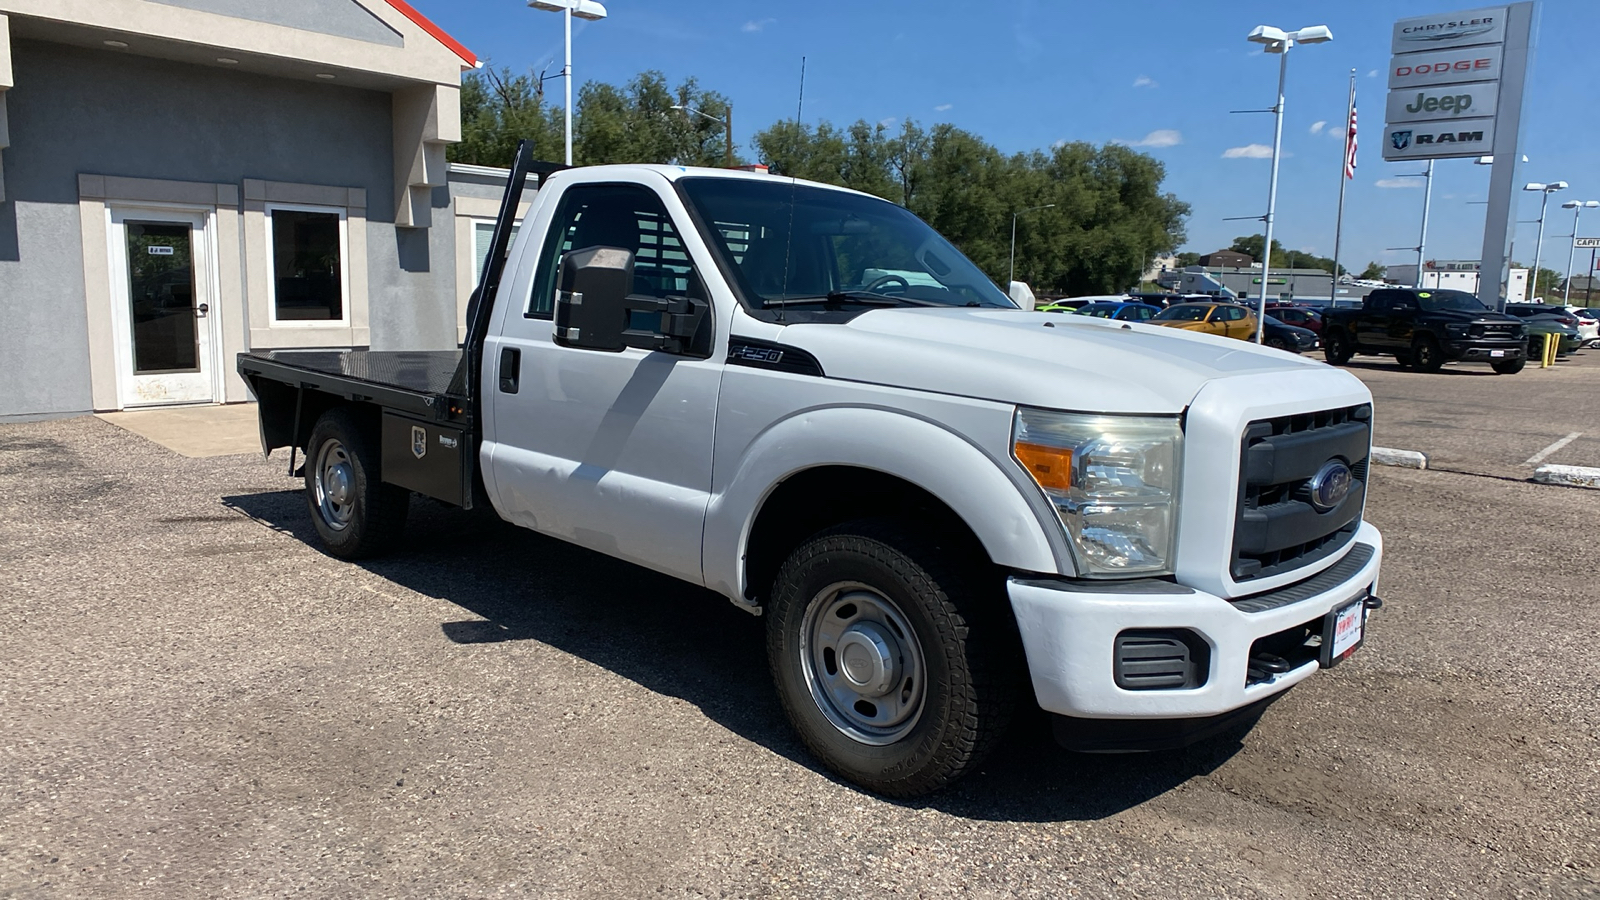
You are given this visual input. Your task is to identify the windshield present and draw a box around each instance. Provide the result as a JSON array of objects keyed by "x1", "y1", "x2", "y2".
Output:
[
  {"x1": 1415, "y1": 289, "x2": 1490, "y2": 312},
  {"x1": 677, "y1": 177, "x2": 1015, "y2": 310},
  {"x1": 1153, "y1": 305, "x2": 1208, "y2": 321}
]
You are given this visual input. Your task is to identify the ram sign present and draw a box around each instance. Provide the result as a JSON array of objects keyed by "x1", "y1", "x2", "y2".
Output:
[{"x1": 1384, "y1": 6, "x2": 1509, "y2": 162}]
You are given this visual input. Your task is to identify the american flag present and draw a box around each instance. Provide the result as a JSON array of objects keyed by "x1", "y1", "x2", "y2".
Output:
[{"x1": 1343, "y1": 100, "x2": 1358, "y2": 179}]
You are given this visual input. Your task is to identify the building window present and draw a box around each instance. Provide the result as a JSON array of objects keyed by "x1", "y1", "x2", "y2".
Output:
[
  {"x1": 267, "y1": 204, "x2": 348, "y2": 323},
  {"x1": 472, "y1": 220, "x2": 520, "y2": 287}
]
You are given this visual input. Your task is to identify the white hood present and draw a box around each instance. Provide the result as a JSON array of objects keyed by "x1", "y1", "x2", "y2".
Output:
[{"x1": 773, "y1": 308, "x2": 1328, "y2": 414}]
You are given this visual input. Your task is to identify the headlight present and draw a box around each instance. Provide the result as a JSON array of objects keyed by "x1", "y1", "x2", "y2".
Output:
[
  {"x1": 1012, "y1": 409, "x2": 1182, "y2": 576},
  {"x1": 1445, "y1": 323, "x2": 1470, "y2": 335}
]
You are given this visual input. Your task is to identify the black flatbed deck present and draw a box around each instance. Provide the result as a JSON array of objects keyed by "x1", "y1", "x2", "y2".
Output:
[{"x1": 238, "y1": 349, "x2": 469, "y2": 418}]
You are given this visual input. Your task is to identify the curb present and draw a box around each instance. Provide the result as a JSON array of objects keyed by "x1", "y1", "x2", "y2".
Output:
[
  {"x1": 1371, "y1": 447, "x2": 1429, "y2": 469},
  {"x1": 1531, "y1": 464, "x2": 1600, "y2": 489}
]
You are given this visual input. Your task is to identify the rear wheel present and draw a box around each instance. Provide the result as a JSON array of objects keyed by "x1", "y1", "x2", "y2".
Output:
[
  {"x1": 304, "y1": 408, "x2": 409, "y2": 559},
  {"x1": 1265, "y1": 336, "x2": 1288, "y2": 351},
  {"x1": 766, "y1": 520, "x2": 1017, "y2": 797},
  {"x1": 1411, "y1": 335, "x2": 1445, "y2": 373},
  {"x1": 1491, "y1": 357, "x2": 1526, "y2": 375},
  {"x1": 1323, "y1": 329, "x2": 1354, "y2": 365}
]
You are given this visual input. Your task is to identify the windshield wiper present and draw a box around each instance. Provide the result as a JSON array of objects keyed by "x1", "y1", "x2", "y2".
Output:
[{"x1": 764, "y1": 291, "x2": 943, "y2": 308}]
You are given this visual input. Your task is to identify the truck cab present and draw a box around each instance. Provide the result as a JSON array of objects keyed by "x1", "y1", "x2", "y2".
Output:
[{"x1": 240, "y1": 150, "x2": 1384, "y2": 797}]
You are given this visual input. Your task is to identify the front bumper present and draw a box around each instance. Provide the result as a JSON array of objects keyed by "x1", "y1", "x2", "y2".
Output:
[
  {"x1": 1443, "y1": 340, "x2": 1526, "y2": 362},
  {"x1": 1007, "y1": 522, "x2": 1382, "y2": 720}
]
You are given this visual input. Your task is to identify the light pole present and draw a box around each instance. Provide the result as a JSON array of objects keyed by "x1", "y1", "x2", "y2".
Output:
[
  {"x1": 1245, "y1": 23, "x2": 1332, "y2": 342},
  {"x1": 1523, "y1": 181, "x2": 1567, "y2": 300},
  {"x1": 671, "y1": 103, "x2": 734, "y2": 168},
  {"x1": 1561, "y1": 200, "x2": 1599, "y2": 304},
  {"x1": 1010, "y1": 204, "x2": 1055, "y2": 286},
  {"x1": 529, "y1": 0, "x2": 608, "y2": 165}
]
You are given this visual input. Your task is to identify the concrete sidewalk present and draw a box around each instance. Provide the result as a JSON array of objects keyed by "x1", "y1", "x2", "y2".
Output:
[{"x1": 96, "y1": 403, "x2": 262, "y2": 458}]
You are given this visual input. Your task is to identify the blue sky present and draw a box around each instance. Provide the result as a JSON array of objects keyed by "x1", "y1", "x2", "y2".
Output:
[{"x1": 409, "y1": 0, "x2": 1600, "y2": 279}]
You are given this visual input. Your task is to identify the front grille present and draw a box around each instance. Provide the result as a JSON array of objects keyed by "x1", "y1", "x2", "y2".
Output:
[
  {"x1": 1232, "y1": 405, "x2": 1370, "y2": 581},
  {"x1": 1469, "y1": 323, "x2": 1518, "y2": 339}
]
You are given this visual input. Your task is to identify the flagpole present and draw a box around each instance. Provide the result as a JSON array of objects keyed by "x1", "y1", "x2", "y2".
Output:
[{"x1": 1331, "y1": 68, "x2": 1356, "y2": 302}]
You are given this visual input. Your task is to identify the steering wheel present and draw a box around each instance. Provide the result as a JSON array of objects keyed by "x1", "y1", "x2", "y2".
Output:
[{"x1": 864, "y1": 274, "x2": 911, "y2": 294}]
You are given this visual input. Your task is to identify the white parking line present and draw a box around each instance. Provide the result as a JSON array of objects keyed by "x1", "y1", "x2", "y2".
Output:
[{"x1": 1525, "y1": 432, "x2": 1583, "y2": 466}]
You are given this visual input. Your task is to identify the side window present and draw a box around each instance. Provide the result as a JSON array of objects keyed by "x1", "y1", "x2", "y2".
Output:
[
  {"x1": 1368, "y1": 292, "x2": 1392, "y2": 312},
  {"x1": 527, "y1": 183, "x2": 694, "y2": 319}
]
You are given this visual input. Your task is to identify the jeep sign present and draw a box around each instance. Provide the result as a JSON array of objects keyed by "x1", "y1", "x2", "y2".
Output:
[
  {"x1": 1382, "y1": 117, "x2": 1497, "y2": 161},
  {"x1": 1385, "y1": 85, "x2": 1498, "y2": 124}
]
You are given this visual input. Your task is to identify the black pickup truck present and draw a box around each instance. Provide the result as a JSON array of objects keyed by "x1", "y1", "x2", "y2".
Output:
[{"x1": 1321, "y1": 287, "x2": 1528, "y2": 374}]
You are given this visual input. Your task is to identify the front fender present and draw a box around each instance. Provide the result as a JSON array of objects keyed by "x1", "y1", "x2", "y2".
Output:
[{"x1": 702, "y1": 404, "x2": 1069, "y2": 603}]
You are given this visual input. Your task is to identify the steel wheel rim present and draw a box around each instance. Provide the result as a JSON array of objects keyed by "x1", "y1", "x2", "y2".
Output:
[
  {"x1": 314, "y1": 438, "x2": 355, "y2": 531},
  {"x1": 799, "y1": 581, "x2": 927, "y2": 746}
]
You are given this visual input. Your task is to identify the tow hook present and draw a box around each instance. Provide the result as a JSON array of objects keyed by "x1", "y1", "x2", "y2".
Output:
[
  {"x1": 1364, "y1": 595, "x2": 1384, "y2": 610},
  {"x1": 1247, "y1": 652, "x2": 1293, "y2": 683}
]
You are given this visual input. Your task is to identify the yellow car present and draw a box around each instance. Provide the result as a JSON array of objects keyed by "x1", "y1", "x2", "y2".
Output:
[{"x1": 1150, "y1": 302, "x2": 1258, "y2": 341}]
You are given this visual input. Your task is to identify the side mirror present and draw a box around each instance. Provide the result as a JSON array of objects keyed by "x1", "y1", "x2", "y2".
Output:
[
  {"x1": 554, "y1": 246, "x2": 632, "y2": 352},
  {"x1": 554, "y1": 245, "x2": 711, "y2": 355}
]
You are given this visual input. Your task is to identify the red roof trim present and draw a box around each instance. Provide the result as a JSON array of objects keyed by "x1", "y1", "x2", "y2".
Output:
[{"x1": 382, "y1": 0, "x2": 479, "y2": 67}]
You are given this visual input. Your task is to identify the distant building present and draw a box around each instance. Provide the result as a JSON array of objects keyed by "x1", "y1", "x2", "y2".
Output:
[
  {"x1": 1386, "y1": 261, "x2": 1528, "y2": 304},
  {"x1": 1141, "y1": 253, "x2": 1177, "y2": 283},
  {"x1": 1198, "y1": 249, "x2": 1253, "y2": 268}
]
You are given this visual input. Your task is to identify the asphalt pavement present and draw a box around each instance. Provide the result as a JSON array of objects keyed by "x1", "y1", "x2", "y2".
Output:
[{"x1": 2, "y1": 393, "x2": 1598, "y2": 898}]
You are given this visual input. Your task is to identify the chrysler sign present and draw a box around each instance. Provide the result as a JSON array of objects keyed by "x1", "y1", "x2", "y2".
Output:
[{"x1": 1391, "y1": 7, "x2": 1507, "y2": 53}]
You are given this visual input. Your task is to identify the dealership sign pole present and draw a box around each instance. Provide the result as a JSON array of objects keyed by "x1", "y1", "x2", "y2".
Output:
[{"x1": 1382, "y1": 3, "x2": 1533, "y2": 311}]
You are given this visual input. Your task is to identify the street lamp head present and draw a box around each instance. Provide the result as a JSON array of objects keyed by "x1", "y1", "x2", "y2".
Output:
[
  {"x1": 1523, "y1": 182, "x2": 1546, "y2": 191},
  {"x1": 529, "y1": 0, "x2": 607, "y2": 20},
  {"x1": 1588, "y1": 201, "x2": 1600, "y2": 209},
  {"x1": 1291, "y1": 25, "x2": 1334, "y2": 44},
  {"x1": 1549, "y1": 181, "x2": 1569, "y2": 191},
  {"x1": 1247, "y1": 25, "x2": 1288, "y2": 45}
]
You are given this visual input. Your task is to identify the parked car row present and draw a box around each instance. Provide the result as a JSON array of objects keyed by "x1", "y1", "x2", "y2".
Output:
[{"x1": 1037, "y1": 297, "x2": 1320, "y2": 355}]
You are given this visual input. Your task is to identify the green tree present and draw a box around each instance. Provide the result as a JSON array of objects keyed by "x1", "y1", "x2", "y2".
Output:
[
  {"x1": 1360, "y1": 261, "x2": 1387, "y2": 281},
  {"x1": 1229, "y1": 235, "x2": 1344, "y2": 275},
  {"x1": 1174, "y1": 251, "x2": 1202, "y2": 268},
  {"x1": 449, "y1": 66, "x2": 564, "y2": 167},
  {"x1": 750, "y1": 118, "x2": 1189, "y2": 294}
]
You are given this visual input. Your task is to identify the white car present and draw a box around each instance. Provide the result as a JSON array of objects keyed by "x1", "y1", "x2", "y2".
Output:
[{"x1": 1565, "y1": 306, "x2": 1599, "y2": 346}]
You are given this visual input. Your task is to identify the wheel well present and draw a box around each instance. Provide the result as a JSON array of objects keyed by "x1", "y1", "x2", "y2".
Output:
[
  {"x1": 743, "y1": 466, "x2": 995, "y2": 606},
  {"x1": 249, "y1": 377, "x2": 378, "y2": 459}
]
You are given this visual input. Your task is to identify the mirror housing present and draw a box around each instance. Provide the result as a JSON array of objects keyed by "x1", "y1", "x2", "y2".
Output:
[{"x1": 554, "y1": 245, "x2": 710, "y2": 355}]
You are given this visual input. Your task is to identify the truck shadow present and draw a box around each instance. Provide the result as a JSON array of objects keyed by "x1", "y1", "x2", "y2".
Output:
[
  {"x1": 1341, "y1": 359, "x2": 1517, "y2": 376},
  {"x1": 223, "y1": 489, "x2": 1246, "y2": 823}
]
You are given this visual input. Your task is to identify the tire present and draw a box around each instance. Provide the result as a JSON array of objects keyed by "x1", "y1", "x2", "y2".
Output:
[
  {"x1": 765, "y1": 519, "x2": 1018, "y2": 797},
  {"x1": 1491, "y1": 357, "x2": 1526, "y2": 375},
  {"x1": 1411, "y1": 335, "x2": 1444, "y2": 372},
  {"x1": 1265, "y1": 337, "x2": 1288, "y2": 351},
  {"x1": 1323, "y1": 329, "x2": 1354, "y2": 365},
  {"x1": 304, "y1": 408, "x2": 410, "y2": 559}
]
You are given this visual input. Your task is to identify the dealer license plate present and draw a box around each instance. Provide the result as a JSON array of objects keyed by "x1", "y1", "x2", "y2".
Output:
[
  {"x1": 1491, "y1": 350, "x2": 1506, "y2": 358},
  {"x1": 1320, "y1": 600, "x2": 1365, "y2": 667}
]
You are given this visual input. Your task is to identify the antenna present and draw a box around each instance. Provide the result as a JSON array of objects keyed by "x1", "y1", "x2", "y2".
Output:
[{"x1": 775, "y1": 56, "x2": 806, "y2": 323}]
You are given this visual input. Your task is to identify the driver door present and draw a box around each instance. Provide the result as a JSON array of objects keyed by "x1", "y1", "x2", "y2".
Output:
[{"x1": 483, "y1": 180, "x2": 723, "y2": 584}]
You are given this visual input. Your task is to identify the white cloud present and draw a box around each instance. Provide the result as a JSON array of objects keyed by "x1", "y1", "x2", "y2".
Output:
[
  {"x1": 1118, "y1": 129, "x2": 1182, "y2": 148},
  {"x1": 1052, "y1": 138, "x2": 1068, "y2": 150},
  {"x1": 1310, "y1": 120, "x2": 1327, "y2": 135},
  {"x1": 934, "y1": 103, "x2": 952, "y2": 112},
  {"x1": 1375, "y1": 177, "x2": 1423, "y2": 188},
  {"x1": 878, "y1": 116, "x2": 897, "y2": 128},
  {"x1": 1133, "y1": 75, "x2": 1157, "y2": 88},
  {"x1": 1223, "y1": 144, "x2": 1274, "y2": 159},
  {"x1": 741, "y1": 18, "x2": 775, "y2": 33},
  {"x1": 1367, "y1": 69, "x2": 1379, "y2": 78}
]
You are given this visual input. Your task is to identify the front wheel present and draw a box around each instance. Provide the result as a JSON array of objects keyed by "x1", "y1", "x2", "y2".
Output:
[
  {"x1": 1323, "y1": 329, "x2": 1354, "y2": 365},
  {"x1": 1265, "y1": 336, "x2": 1288, "y2": 351},
  {"x1": 765, "y1": 520, "x2": 1017, "y2": 797},
  {"x1": 304, "y1": 408, "x2": 410, "y2": 559},
  {"x1": 1411, "y1": 335, "x2": 1445, "y2": 372},
  {"x1": 1491, "y1": 357, "x2": 1526, "y2": 375}
]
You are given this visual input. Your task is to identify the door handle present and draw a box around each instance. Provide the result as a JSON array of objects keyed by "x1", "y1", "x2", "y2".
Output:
[
  {"x1": 196, "y1": 303, "x2": 210, "y2": 318},
  {"x1": 498, "y1": 347, "x2": 520, "y2": 394}
]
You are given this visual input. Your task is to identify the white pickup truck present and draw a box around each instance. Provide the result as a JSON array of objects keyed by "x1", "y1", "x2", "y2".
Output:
[{"x1": 239, "y1": 143, "x2": 1383, "y2": 797}]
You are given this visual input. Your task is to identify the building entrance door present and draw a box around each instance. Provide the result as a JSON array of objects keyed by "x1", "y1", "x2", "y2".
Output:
[{"x1": 108, "y1": 209, "x2": 216, "y2": 407}]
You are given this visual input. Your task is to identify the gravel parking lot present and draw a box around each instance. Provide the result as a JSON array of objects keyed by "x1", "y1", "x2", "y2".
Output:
[{"x1": 3, "y1": 380, "x2": 1598, "y2": 897}]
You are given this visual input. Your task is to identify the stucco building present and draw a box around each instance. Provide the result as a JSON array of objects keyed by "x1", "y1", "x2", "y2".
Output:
[{"x1": 0, "y1": 0, "x2": 519, "y2": 420}]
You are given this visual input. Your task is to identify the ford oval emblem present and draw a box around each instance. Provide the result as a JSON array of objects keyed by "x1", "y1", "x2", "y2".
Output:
[{"x1": 1308, "y1": 460, "x2": 1353, "y2": 512}]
